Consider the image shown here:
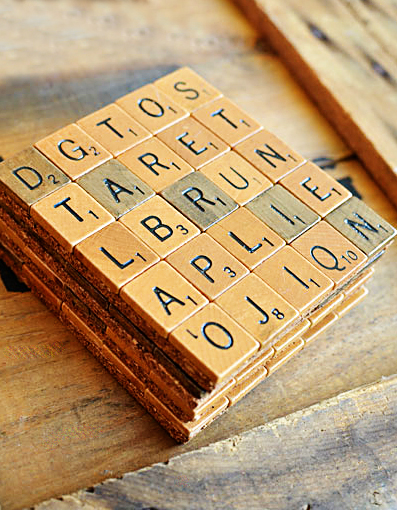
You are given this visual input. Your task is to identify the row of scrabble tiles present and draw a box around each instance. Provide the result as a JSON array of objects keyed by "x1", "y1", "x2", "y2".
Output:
[{"x1": 0, "y1": 68, "x2": 395, "y2": 391}]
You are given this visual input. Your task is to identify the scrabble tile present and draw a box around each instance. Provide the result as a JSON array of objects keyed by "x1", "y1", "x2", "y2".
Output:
[
  {"x1": 302, "y1": 312, "x2": 338, "y2": 344},
  {"x1": 77, "y1": 103, "x2": 152, "y2": 156},
  {"x1": 325, "y1": 197, "x2": 397, "y2": 256},
  {"x1": 334, "y1": 286, "x2": 368, "y2": 318},
  {"x1": 343, "y1": 267, "x2": 374, "y2": 296},
  {"x1": 227, "y1": 367, "x2": 267, "y2": 406},
  {"x1": 234, "y1": 128, "x2": 305, "y2": 182},
  {"x1": 199, "y1": 151, "x2": 272, "y2": 205},
  {"x1": 273, "y1": 319, "x2": 310, "y2": 351},
  {"x1": 161, "y1": 172, "x2": 237, "y2": 230},
  {"x1": 120, "y1": 195, "x2": 199, "y2": 258},
  {"x1": 280, "y1": 161, "x2": 351, "y2": 216},
  {"x1": 207, "y1": 208, "x2": 285, "y2": 270},
  {"x1": 167, "y1": 234, "x2": 249, "y2": 300},
  {"x1": 266, "y1": 338, "x2": 305, "y2": 375},
  {"x1": 120, "y1": 261, "x2": 208, "y2": 338},
  {"x1": 169, "y1": 303, "x2": 260, "y2": 385},
  {"x1": 77, "y1": 159, "x2": 154, "y2": 219},
  {"x1": 155, "y1": 67, "x2": 222, "y2": 112},
  {"x1": 118, "y1": 138, "x2": 193, "y2": 192},
  {"x1": 116, "y1": 84, "x2": 188, "y2": 134},
  {"x1": 234, "y1": 347, "x2": 273, "y2": 382},
  {"x1": 157, "y1": 117, "x2": 229, "y2": 169},
  {"x1": 35, "y1": 124, "x2": 112, "y2": 180},
  {"x1": 75, "y1": 222, "x2": 159, "y2": 294},
  {"x1": 193, "y1": 97, "x2": 262, "y2": 146},
  {"x1": 31, "y1": 183, "x2": 114, "y2": 252},
  {"x1": 246, "y1": 185, "x2": 320, "y2": 242},
  {"x1": 193, "y1": 378, "x2": 236, "y2": 417},
  {"x1": 254, "y1": 246, "x2": 334, "y2": 314},
  {"x1": 0, "y1": 147, "x2": 70, "y2": 210},
  {"x1": 309, "y1": 293, "x2": 344, "y2": 326},
  {"x1": 291, "y1": 221, "x2": 367, "y2": 285},
  {"x1": 215, "y1": 274, "x2": 299, "y2": 347}
]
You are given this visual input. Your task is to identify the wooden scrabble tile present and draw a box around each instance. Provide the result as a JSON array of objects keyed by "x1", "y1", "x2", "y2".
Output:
[
  {"x1": 291, "y1": 221, "x2": 367, "y2": 285},
  {"x1": 215, "y1": 274, "x2": 299, "y2": 347},
  {"x1": 77, "y1": 103, "x2": 152, "y2": 156},
  {"x1": 167, "y1": 234, "x2": 249, "y2": 300},
  {"x1": 325, "y1": 197, "x2": 397, "y2": 256},
  {"x1": 120, "y1": 261, "x2": 208, "y2": 338},
  {"x1": 234, "y1": 128, "x2": 305, "y2": 182},
  {"x1": 77, "y1": 159, "x2": 154, "y2": 219},
  {"x1": 61, "y1": 303, "x2": 104, "y2": 350},
  {"x1": 266, "y1": 338, "x2": 305, "y2": 375},
  {"x1": 22, "y1": 265, "x2": 62, "y2": 313},
  {"x1": 193, "y1": 378, "x2": 236, "y2": 417},
  {"x1": 343, "y1": 267, "x2": 374, "y2": 296},
  {"x1": 75, "y1": 222, "x2": 159, "y2": 294},
  {"x1": 280, "y1": 161, "x2": 351, "y2": 217},
  {"x1": 309, "y1": 293, "x2": 344, "y2": 326},
  {"x1": 35, "y1": 124, "x2": 112, "y2": 180},
  {"x1": 118, "y1": 138, "x2": 193, "y2": 192},
  {"x1": 169, "y1": 303, "x2": 260, "y2": 385},
  {"x1": 334, "y1": 286, "x2": 368, "y2": 318},
  {"x1": 116, "y1": 84, "x2": 188, "y2": 134},
  {"x1": 302, "y1": 312, "x2": 338, "y2": 345},
  {"x1": 31, "y1": 183, "x2": 114, "y2": 252},
  {"x1": 193, "y1": 97, "x2": 262, "y2": 147},
  {"x1": 120, "y1": 195, "x2": 199, "y2": 258},
  {"x1": 273, "y1": 319, "x2": 310, "y2": 351},
  {"x1": 227, "y1": 367, "x2": 267, "y2": 406},
  {"x1": 199, "y1": 151, "x2": 272, "y2": 205},
  {"x1": 155, "y1": 67, "x2": 222, "y2": 112},
  {"x1": 162, "y1": 172, "x2": 237, "y2": 230},
  {"x1": 254, "y1": 246, "x2": 334, "y2": 314},
  {"x1": 157, "y1": 117, "x2": 229, "y2": 169},
  {"x1": 0, "y1": 147, "x2": 70, "y2": 210},
  {"x1": 207, "y1": 208, "x2": 285, "y2": 270},
  {"x1": 234, "y1": 347, "x2": 273, "y2": 382},
  {"x1": 246, "y1": 185, "x2": 320, "y2": 242}
]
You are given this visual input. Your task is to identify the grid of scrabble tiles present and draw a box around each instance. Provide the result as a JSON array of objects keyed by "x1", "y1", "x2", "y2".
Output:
[{"x1": 0, "y1": 67, "x2": 396, "y2": 439}]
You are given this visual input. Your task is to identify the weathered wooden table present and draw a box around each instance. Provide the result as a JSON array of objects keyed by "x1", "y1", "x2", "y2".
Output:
[{"x1": 1, "y1": 1, "x2": 396, "y2": 509}]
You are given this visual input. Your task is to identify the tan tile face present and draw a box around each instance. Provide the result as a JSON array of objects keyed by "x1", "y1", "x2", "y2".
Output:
[
  {"x1": 234, "y1": 129, "x2": 305, "y2": 182},
  {"x1": 120, "y1": 195, "x2": 199, "y2": 258},
  {"x1": 116, "y1": 84, "x2": 188, "y2": 134},
  {"x1": 199, "y1": 151, "x2": 272, "y2": 205},
  {"x1": 155, "y1": 67, "x2": 222, "y2": 112},
  {"x1": 215, "y1": 274, "x2": 299, "y2": 347},
  {"x1": 118, "y1": 138, "x2": 193, "y2": 192},
  {"x1": 246, "y1": 185, "x2": 320, "y2": 242},
  {"x1": 75, "y1": 222, "x2": 159, "y2": 294},
  {"x1": 280, "y1": 161, "x2": 351, "y2": 216},
  {"x1": 0, "y1": 147, "x2": 70, "y2": 210},
  {"x1": 254, "y1": 246, "x2": 334, "y2": 313},
  {"x1": 157, "y1": 117, "x2": 229, "y2": 169},
  {"x1": 167, "y1": 234, "x2": 248, "y2": 300},
  {"x1": 169, "y1": 303, "x2": 260, "y2": 385},
  {"x1": 120, "y1": 261, "x2": 208, "y2": 338},
  {"x1": 291, "y1": 221, "x2": 367, "y2": 285},
  {"x1": 31, "y1": 183, "x2": 114, "y2": 252},
  {"x1": 161, "y1": 172, "x2": 237, "y2": 230},
  {"x1": 77, "y1": 103, "x2": 152, "y2": 156},
  {"x1": 77, "y1": 159, "x2": 154, "y2": 219},
  {"x1": 193, "y1": 97, "x2": 262, "y2": 147},
  {"x1": 35, "y1": 124, "x2": 112, "y2": 180},
  {"x1": 207, "y1": 208, "x2": 285, "y2": 270},
  {"x1": 325, "y1": 196, "x2": 397, "y2": 256}
]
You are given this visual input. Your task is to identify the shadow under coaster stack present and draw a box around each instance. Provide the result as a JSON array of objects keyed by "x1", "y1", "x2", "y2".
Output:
[{"x1": 0, "y1": 67, "x2": 395, "y2": 442}]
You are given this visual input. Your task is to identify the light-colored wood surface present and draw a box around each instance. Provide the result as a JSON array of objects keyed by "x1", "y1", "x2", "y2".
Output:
[
  {"x1": 0, "y1": 1, "x2": 396, "y2": 509},
  {"x1": 235, "y1": 0, "x2": 397, "y2": 207}
]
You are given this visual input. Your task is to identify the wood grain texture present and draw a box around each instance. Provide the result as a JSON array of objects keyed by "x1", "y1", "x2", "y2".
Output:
[
  {"x1": 0, "y1": 1, "x2": 396, "y2": 509},
  {"x1": 235, "y1": 0, "x2": 397, "y2": 207},
  {"x1": 34, "y1": 375, "x2": 397, "y2": 510}
]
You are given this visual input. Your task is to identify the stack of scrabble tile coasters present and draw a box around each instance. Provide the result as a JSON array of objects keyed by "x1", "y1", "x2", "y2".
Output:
[{"x1": 0, "y1": 68, "x2": 395, "y2": 442}]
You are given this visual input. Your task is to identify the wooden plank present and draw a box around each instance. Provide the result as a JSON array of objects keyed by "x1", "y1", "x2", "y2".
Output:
[
  {"x1": 234, "y1": 0, "x2": 397, "y2": 207},
  {"x1": 34, "y1": 375, "x2": 397, "y2": 510}
]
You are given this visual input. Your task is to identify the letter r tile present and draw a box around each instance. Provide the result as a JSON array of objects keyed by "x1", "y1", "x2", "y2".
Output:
[
  {"x1": 35, "y1": 124, "x2": 112, "y2": 180},
  {"x1": 31, "y1": 183, "x2": 114, "y2": 252},
  {"x1": 75, "y1": 222, "x2": 159, "y2": 294}
]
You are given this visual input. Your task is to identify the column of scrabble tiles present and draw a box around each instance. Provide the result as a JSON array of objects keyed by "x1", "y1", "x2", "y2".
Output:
[{"x1": 0, "y1": 67, "x2": 395, "y2": 442}]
